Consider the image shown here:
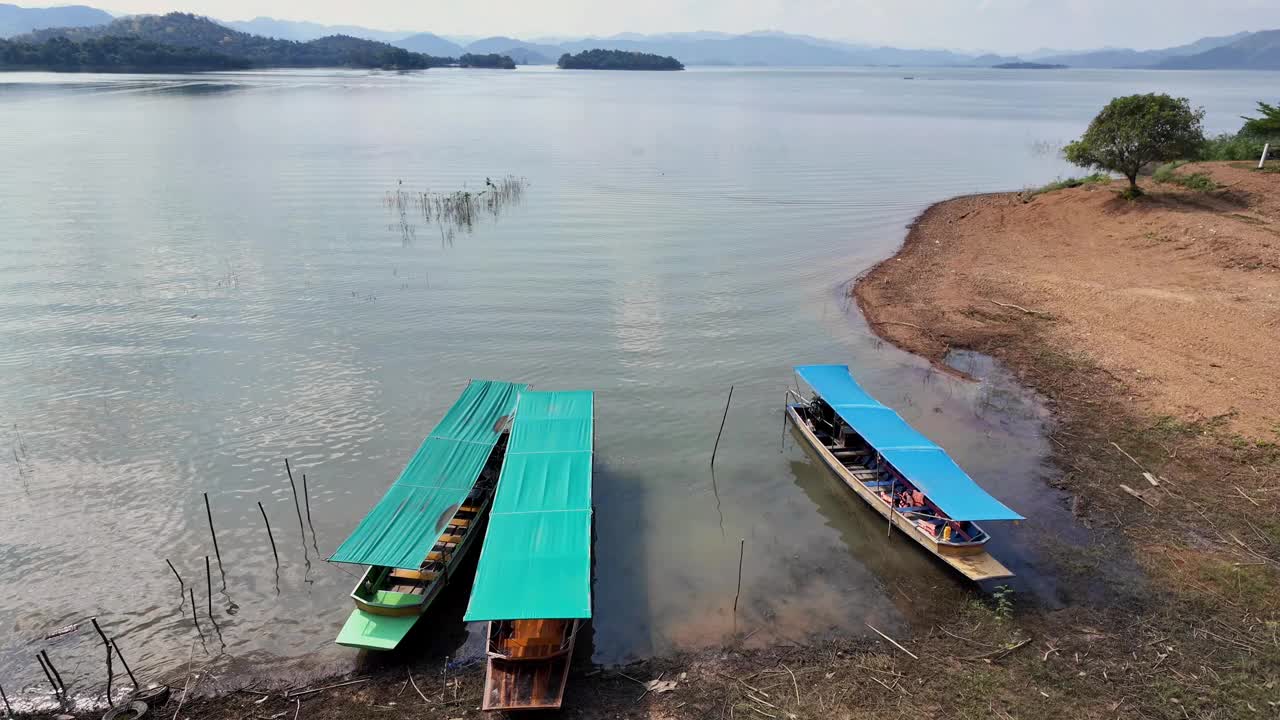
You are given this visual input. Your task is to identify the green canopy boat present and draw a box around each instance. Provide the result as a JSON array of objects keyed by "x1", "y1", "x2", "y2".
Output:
[
  {"x1": 464, "y1": 390, "x2": 595, "y2": 711},
  {"x1": 328, "y1": 380, "x2": 526, "y2": 651}
]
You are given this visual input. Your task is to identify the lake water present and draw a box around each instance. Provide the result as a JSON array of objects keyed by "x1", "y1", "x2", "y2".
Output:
[{"x1": 1, "y1": 66, "x2": 1276, "y2": 702}]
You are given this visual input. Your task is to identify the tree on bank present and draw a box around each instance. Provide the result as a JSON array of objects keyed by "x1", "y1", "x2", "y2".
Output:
[
  {"x1": 1064, "y1": 94, "x2": 1205, "y2": 197},
  {"x1": 1240, "y1": 101, "x2": 1280, "y2": 137}
]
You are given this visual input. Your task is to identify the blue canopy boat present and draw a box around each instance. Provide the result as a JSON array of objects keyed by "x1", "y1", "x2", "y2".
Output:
[{"x1": 787, "y1": 365, "x2": 1023, "y2": 581}]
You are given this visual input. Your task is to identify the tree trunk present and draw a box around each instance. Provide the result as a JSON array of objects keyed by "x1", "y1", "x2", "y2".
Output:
[{"x1": 1126, "y1": 172, "x2": 1139, "y2": 191}]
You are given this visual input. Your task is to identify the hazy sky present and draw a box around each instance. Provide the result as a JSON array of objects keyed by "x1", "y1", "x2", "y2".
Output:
[{"x1": 88, "y1": 1, "x2": 1279, "y2": 52}]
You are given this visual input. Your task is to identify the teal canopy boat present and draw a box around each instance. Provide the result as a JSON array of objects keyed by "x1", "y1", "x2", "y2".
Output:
[
  {"x1": 465, "y1": 390, "x2": 594, "y2": 711},
  {"x1": 328, "y1": 380, "x2": 526, "y2": 650},
  {"x1": 787, "y1": 365, "x2": 1023, "y2": 581}
]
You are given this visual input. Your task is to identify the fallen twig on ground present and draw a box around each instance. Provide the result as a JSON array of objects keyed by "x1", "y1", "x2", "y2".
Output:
[{"x1": 867, "y1": 624, "x2": 919, "y2": 660}]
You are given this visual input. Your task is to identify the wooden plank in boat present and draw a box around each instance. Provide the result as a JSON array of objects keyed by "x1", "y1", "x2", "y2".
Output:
[{"x1": 390, "y1": 568, "x2": 437, "y2": 582}]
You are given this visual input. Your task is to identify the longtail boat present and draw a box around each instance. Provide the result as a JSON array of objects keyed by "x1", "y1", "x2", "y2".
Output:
[
  {"x1": 465, "y1": 390, "x2": 595, "y2": 711},
  {"x1": 787, "y1": 365, "x2": 1023, "y2": 581},
  {"x1": 328, "y1": 380, "x2": 527, "y2": 651}
]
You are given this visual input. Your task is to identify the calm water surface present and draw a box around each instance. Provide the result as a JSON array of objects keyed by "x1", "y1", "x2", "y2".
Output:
[{"x1": 1, "y1": 66, "x2": 1276, "y2": 701}]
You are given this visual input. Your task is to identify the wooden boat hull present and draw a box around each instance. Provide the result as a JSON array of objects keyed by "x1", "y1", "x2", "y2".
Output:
[
  {"x1": 787, "y1": 404, "x2": 1013, "y2": 581},
  {"x1": 481, "y1": 619, "x2": 579, "y2": 711},
  {"x1": 337, "y1": 508, "x2": 491, "y2": 651}
]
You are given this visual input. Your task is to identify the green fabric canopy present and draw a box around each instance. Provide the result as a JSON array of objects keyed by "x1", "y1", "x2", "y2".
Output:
[
  {"x1": 465, "y1": 390, "x2": 594, "y2": 621},
  {"x1": 328, "y1": 380, "x2": 526, "y2": 569}
]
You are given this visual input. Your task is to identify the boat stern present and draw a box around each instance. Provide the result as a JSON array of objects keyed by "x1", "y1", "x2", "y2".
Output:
[{"x1": 336, "y1": 608, "x2": 420, "y2": 651}]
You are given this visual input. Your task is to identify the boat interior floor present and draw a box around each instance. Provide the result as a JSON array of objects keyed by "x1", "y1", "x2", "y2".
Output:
[
  {"x1": 486, "y1": 654, "x2": 570, "y2": 710},
  {"x1": 500, "y1": 620, "x2": 570, "y2": 659}
]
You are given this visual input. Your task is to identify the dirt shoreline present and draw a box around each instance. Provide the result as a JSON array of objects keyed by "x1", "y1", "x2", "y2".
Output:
[{"x1": 20, "y1": 165, "x2": 1278, "y2": 719}]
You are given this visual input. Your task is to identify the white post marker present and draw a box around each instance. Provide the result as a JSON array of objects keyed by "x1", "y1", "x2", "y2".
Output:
[{"x1": 1261, "y1": 143, "x2": 1271, "y2": 170}]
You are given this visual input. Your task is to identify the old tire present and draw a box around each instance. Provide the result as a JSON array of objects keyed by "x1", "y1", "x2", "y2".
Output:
[{"x1": 103, "y1": 700, "x2": 149, "y2": 720}]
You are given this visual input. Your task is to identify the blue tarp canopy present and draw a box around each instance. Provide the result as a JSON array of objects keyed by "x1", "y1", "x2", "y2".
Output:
[
  {"x1": 795, "y1": 365, "x2": 1023, "y2": 522},
  {"x1": 328, "y1": 380, "x2": 526, "y2": 569},
  {"x1": 464, "y1": 390, "x2": 595, "y2": 622}
]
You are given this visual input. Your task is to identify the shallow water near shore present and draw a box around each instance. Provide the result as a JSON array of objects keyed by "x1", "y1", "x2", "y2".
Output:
[{"x1": 1, "y1": 66, "x2": 1276, "y2": 699}]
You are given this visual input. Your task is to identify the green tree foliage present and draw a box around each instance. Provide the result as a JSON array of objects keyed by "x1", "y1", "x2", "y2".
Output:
[
  {"x1": 1240, "y1": 101, "x2": 1280, "y2": 137},
  {"x1": 0, "y1": 36, "x2": 250, "y2": 72},
  {"x1": 16, "y1": 13, "x2": 452, "y2": 70},
  {"x1": 1064, "y1": 94, "x2": 1205, "y2": 195},
  {"x1": 557, "y1": 49, "x2": 684, "y2": 71},
  {"x1": 458, "y1": 53, "x2": 516, "y2": 69}
]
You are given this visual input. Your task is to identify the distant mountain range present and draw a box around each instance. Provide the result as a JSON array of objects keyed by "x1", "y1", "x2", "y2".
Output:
[
  {"x1": 1033, "y1": 32, "x2": 1253, "y2": 68},
  {"x1": 2, "y1": 3, "x2": 1278, "y2": 70},
  {"x1": 16, "y1": 13, "x2": 454, "y2": 69},
  {"x1": 0, "y1": 2, "x2": 110, "y2": 37}
]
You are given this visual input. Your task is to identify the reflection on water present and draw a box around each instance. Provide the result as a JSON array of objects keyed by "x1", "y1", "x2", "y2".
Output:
[{"x1": 1, "y1": 67, "x2": 1276, "y2": 696}]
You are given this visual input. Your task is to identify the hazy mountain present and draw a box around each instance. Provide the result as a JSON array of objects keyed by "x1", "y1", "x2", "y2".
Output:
[
  {"x1": 555, "y1": 33, "x2": 1014, "y2": 66},
  {"x1": 1159, "y1": 30, "x2": 1280, "y2": 69},
  {"x1": 465, "y1": 36, "x2": 565, "y2": 61},
  {"x1": 0, "y1": 3, "x2": 110, "y2": 37},
  {"x1": 224, "y1": 16, "x2": 408, "y2": 43},
  {"x1": 20, "y1": 12, "x2": 452, "y2": 69},
  {"x1": 1037, "y1": 32, "x2": 1251, "y2": 68},
  {"x1": 501, "y1": 46, "x2": 555, "y2": 65},
  {"x1": 393, "y1": 32, "x2": 464, "y2": 57}
]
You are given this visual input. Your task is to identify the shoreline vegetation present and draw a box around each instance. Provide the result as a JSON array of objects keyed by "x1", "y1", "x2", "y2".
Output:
[
  {"x1": 556, "y1": 48, "x2": 685, "y2": 70},
  {"x1": 1, "y1": 13, "x2": 515, "y2": 72}
]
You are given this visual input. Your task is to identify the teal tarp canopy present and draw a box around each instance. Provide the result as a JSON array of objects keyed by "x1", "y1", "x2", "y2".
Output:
[
  {"x1": 795, "y1": 365, "x2": 1023, "y2": 522},
  {"x1": 328, "y1": 380, "x2": 526, "y2": 569},
  {"x1": 465, "y1": 390, "x2": 594, "y2": 621}
]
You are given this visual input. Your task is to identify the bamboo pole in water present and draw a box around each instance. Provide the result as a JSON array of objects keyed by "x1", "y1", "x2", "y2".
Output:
[
  {"x1": 35, "y1": 653, "x2": 58, "y2": 695},
  {"x1": 258, "y1": 501, "x2": 280, "y2": 567},
  {"x1": 732, "y1": 538, "x2": 745, "y2": 615},
  {"x1": 109, "y1": 637, "x2": 139, "y2": 688},
  {"x1": 205, "y1": 556, "x2": 214, "y2": 620},
  {"x1": 39, "y1": 650, "x2": 65, "y2": 696},
  {"x1": 284, "y1": 459, "x2": 308, "y2": 553},
  {"x1": 711, "y1": 386, "x2": 735, "y2": 467},
  {"x1": 90, "y1": 619, "x2": 114, "y2": 702},
  {"x1": 189, "y1": 588, "x2": 202, "y2": 635},
  {"x1": 165, "y1": 558, "x2": 184, "y2": 591},
  {"x1": 302, "y1": 473, "x2": 320, "y2": 555},
  {"x1": 203, "y1": 493, "x2": 225, "y2": 585},
  {"x1": 0, "y1": 679, "x2": 12, "y2": 716}
]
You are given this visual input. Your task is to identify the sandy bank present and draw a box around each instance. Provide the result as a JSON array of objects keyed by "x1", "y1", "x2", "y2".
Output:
[{"x1": 855, "y1": 162, "x2": 1280, "y2": 439}]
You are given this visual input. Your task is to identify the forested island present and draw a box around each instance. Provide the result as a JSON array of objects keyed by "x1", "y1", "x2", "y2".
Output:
[
  {"x1": 557, "y1": 49, "x2": 684, "y2": 70},
  {"x1": 3, "y1": 13, "x2": 513, "y2": 72},
  {"x1": 0, "y1": 35, "x2": 250, "y2": 71},
  {"x1": 458, "y1": 52, "x2": 516, "y2": 69}
]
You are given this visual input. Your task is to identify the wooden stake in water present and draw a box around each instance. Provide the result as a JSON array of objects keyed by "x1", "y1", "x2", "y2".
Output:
[
  {"x1": 258, "y1": 501, "x2": 280, "y2": 567},
  {"x1": 205, "y1": 556, "x2": 214, "y2": 620},
  {"x1": 732, "y1": 538, "x2": 745, "y2": 615},
  {"x1": 1, "y1": 679, "x2": 13, "y2": 716},
  {"x1": 40, "y1": 650, "x2": 65, "y2": 695},
  {"x1": 711, "y1": 386, "x2": 735, "y2": 467},
  {"x1": 36, "y1": 653, "x2": 58, "y2": 695},
  {"x1": 109, "y1": 637, "x2": 139, "y2": 688},
  {"x1": 284, "y1": 459, "x2": 308, "y2": 553},
  {"x1": 302, "y1": 473, "x2": 320, "y2": 555},
  {"x1": 203, "y1": 492, "x2": 225, "y2": 586},
  {"x1": 90, "y1": 618, "x2": 113, "y2": 703},
  {"x1": 165, "y1": 558, "x2": 184, "y2": 591},
  {"x1": 189, "y1": 588, "x2": 202, "y2": 636}
]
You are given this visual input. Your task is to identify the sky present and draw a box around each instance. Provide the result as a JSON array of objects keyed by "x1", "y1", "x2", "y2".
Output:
[{"x1": 73, "y1": 1, "x2": 1280, "y2": 53}]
